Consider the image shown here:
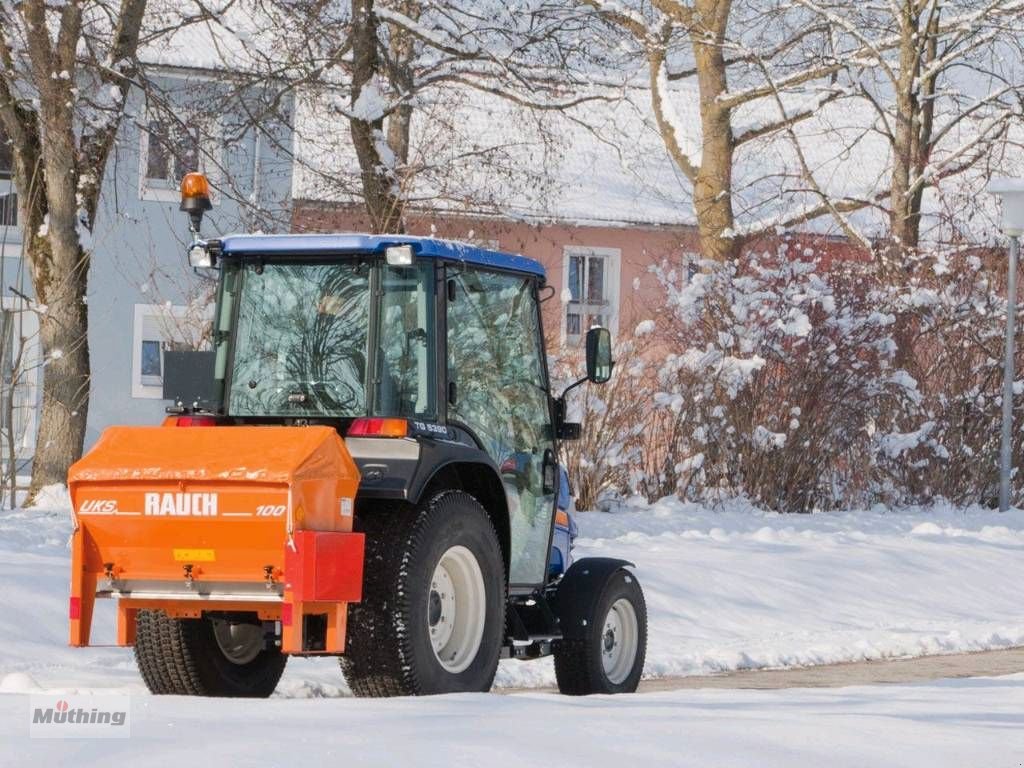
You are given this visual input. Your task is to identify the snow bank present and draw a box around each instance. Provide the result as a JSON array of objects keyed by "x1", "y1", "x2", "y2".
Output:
[{"x1": 2, "y1": 494, "x2": 1024, "y2": 695}]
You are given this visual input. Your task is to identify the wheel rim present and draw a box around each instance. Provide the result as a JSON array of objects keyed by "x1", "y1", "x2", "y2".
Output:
[
  {"x1": 428, "y1": 545, "x2": 486, "y2": 674},
  {"x1": 601, "y1": 598, "x2": 639, "y2": 685},
  {"x1": 212, "y1": 619, "x2": 264, "y2": 665}
]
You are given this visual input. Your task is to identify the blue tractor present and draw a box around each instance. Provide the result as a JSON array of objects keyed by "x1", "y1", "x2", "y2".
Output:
[{"x1": 124, "y1": 175, "x2": 648, "y2": 697}]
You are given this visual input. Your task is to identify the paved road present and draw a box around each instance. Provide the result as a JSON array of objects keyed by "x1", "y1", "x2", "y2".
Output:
[{"x1": 503, "y1": 647, "x2": 1024, "y2": 693}]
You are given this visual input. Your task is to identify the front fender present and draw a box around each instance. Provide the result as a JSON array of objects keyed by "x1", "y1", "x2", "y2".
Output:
[{"x1": 553, "y1": 557, "x2": 635, "y2": 640}]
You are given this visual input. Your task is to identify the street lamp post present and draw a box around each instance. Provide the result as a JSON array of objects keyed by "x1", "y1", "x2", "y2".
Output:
[{"x1": 988, "y1": 178, "x2": 1024, "y2": 511}]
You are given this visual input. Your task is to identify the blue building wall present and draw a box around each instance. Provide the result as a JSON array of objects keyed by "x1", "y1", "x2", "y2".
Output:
[{"x1": 2, "y1": 67, "x2": 295, "y2": 454}]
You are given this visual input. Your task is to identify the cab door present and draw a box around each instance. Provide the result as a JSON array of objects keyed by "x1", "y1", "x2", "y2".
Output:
[{"x1": 445, "y1": 267, "x2": 556, "y2": 587}]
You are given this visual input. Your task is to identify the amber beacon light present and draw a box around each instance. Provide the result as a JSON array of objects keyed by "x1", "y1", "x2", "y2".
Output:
[
  {"x1": 180, "y1": 172, "x2": 213, "y2": 233},
  {"x1": 180, "y1": 172, "x2": 215, "y2": 268}
]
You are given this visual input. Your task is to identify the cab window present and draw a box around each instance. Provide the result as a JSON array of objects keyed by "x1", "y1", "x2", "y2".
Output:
[
  {"x1": 373, "y1": 263, "x2": 436, "y2": 418},
  {"x1": 446, "y1": 268, "x2": 555, "y2": 585}
]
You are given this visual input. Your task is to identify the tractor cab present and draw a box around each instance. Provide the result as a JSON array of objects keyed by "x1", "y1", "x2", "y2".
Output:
[{"x1": 183, "y1": 226, "x2": 611, "y2": 593}]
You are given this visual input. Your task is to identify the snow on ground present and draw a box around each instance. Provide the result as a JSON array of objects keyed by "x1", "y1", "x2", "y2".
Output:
[
  {"x1": 3, "y1": 493, "x2": 1024, "y2": 764},
  {"x1": 498, "y1": 496, "x2": 1024, "y2": 688},
  {"x1": 2, "y1": 677, "x2": 1023, "y2": 767},
  {"x1": 2, "y1": 492, "x2": 1024, "y2": 694}
]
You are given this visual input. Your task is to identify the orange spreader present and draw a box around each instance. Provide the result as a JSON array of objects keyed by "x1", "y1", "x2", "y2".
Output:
[{"x1": 67, "y1": 425, "x2": 363, "y2": 655}]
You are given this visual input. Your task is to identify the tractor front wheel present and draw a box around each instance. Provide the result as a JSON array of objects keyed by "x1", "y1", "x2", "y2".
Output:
[{"x1": 553, "y1": 568, "x2": 647, "y2": 695}]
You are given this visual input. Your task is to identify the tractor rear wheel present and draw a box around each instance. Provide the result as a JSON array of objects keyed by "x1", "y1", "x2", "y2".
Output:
[
  {"x1": 134, "y1": 610, "x2": 286, "y2": 697},
  {"x1": 341, "y1": 491, "x2": 505, "y2": 696}
]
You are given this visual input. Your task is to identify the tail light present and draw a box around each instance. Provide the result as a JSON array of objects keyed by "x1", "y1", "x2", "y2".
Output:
[
  {"x1": 69, "y1": 597, "x2": 81, "y2": 620},
  {"x1": 175, "y1": 416, "x2": 219, "y2": 427},
  {"x1": 347, "y1": 418, "x2": 408, "y2": 438}
]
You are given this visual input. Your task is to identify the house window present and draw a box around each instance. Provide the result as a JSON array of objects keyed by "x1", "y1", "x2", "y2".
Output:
[
  {"x1": 0, "y1": 130, "x2": 16, "y2": 228},
  {"x1": 140, "y1": 340, "x2": 163, "y2": 382},
  {"x1": 145, "y1": 120, "x2": 198, "y2": 186},
  {"x1": 138, "y1": 114, "x2": 221, "y2": 203},
  {"x1": 562, "y1": 247, "x2": 620, "y2": 345},
  {"x1": 132, "y1": 304, "x2": 205, "y2": 398}
]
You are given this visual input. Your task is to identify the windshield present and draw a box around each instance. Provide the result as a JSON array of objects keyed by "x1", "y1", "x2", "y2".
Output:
[{"x1": 225, "y1": 259, "x2": 435, "y2": 419}]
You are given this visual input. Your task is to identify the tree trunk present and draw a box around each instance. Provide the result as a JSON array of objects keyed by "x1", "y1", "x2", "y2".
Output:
[
  {"x1": 23, "y1": 118, "x2": 90, "y2": 501},
  {"x1": 28, "y1": 251, "x2": 89, "y2": 499},
  {"x1": 384, "y1": 0, "x2": 418, "y2": 170},
  {"x1": 647, "y1": 0, "x2": 735, "y2": 263},
  {"x1": 885, "y1": 2, "x2": 935, "y2": 278},
  {"x1": 885, "y1": 5, "x2": 941, "y2": 377},
  {"x1": 888, "y1": 75, "x2": 918, "y2": 275},
  {"x1": 24, "y1": 18, "x2": 92, "y2": 502},
  {"x1": 350, "y1": 0, "x2": 405, "y2": 234},
  {"x1": 692, "y1": 27, "x2": 737, "y2": 263}
]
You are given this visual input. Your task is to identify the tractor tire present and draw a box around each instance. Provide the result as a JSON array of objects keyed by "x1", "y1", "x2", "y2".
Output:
[
  {"x1": 341, "y1": 491, "x2": 505, "y2": 696},
  {"x1": 554, "y1": 569, "x2": 647, "y2": 695},
  {"x1": 134, "y1": 610, "x2": 286, "y2": 697}
]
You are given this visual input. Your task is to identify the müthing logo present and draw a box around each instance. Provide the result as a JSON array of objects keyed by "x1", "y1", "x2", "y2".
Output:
[{"x1": 29, "y1": 694, "x2": 131, "y2": 739}]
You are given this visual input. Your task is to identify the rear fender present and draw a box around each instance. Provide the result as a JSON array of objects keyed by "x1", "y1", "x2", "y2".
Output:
[
  {"x1": 415, "y1": 457, "x2": 510, "y2": 575},
  {"x1": 349, "y1": 435, "x2": 510, "y2": 574}
]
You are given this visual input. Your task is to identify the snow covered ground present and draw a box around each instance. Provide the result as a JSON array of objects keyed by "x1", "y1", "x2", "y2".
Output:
[
  {"x1": 1, "y1": 492, "x2": 1023, "y2": 764},
  {"x1": 552, "y1": 496, "x2": 1024, "y2": 684},
  {"x1": 3, "y1": 492, "x2": 1024, "y2": 693},
  {"x1": 3, "y1": 676, "x2": 1023, "y2": 767}
]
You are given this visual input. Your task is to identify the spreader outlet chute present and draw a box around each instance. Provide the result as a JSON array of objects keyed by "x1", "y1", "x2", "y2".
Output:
[{"x1": 68, "y1": 425, "x2": 363, "y2": 655}]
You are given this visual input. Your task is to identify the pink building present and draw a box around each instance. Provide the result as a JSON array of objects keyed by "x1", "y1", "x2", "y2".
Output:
[
  {"x1": 291, "y1": 87, "x2": 879, "y2": 349},
  {"x1": 293, "y1": 201, "x2": 864, "y2": 348}
]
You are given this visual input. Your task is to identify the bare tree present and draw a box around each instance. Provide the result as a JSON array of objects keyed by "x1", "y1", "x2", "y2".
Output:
[
  {"x1": 576, "y1": 1, "x2": 883, "y2": 261},
  {"x1": 282, "y1": 0, "x2": 600, "y2": 233},
  {"x1": 792, "y1": 0, "x2": 1024, "y2": 273},
  {"x1": 0, "y1": 0, "x2": 148, "y2": 501}
]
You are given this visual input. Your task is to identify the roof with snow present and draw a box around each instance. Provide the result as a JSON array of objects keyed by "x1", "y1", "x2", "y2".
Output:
[
  {"x1": 293, "y1": 81, "x2": 1022, "y2": 244},
  {"x1": 294, "y1": 86, "x2": 696, "y2": 229},
  {"x1": 128, "y1": 3, "x2": 1020, "y2": 245},
  {"x1": 219, "y1": 233, "x2": 546, "y2": 278},
  {"x1": 137, "y1": 1, "x2": 291, "y2": 72}
]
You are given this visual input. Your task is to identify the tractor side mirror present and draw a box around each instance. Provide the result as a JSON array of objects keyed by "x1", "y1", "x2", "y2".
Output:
[
  {"x1": 585, "y1": 327, "x2": 613, "y2": 384},
  {"x1": 555, "y1": 328, "x2": 613, "y2": 441}
]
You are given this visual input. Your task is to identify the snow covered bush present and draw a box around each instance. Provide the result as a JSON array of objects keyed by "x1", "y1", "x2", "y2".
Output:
[
  {"x1": 551, "y1": 247, "x2": 1024, "y2": 513},
  {"x1": 871, "y1": 250, "x2": 1024, "y2": 507},
  {"x1": 645, "y1": 251, "x2": 921, "y2": 512}
]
